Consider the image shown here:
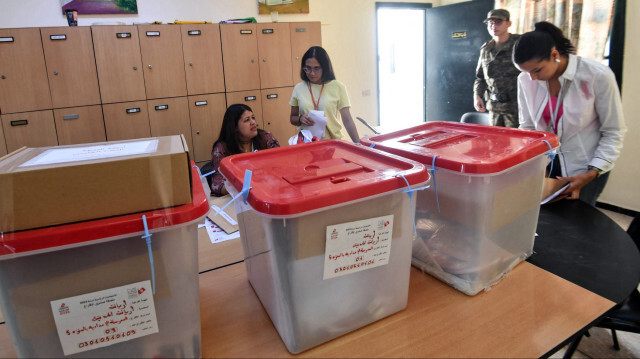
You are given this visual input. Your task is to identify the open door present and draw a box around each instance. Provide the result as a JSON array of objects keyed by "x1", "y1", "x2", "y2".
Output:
[{"x1": 425, "y1": 0, "x2": 494, "y2": 122}]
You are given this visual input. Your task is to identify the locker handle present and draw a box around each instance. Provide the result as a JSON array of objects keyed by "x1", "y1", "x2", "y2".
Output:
[
  {"x1": 148, "y1": 64, "x2": 152, "y2": 69},
  {"x1": 262, "y1": 29, "x2": 274, "y2": 34},
  {"x1": 295, "y1": 28, "x2": 307, "y2": 32},
  {"x1": 10, "y1": 119, "x2": 28, "y2": 126},
  {"x1": 266, "y1": 94, "x2": 278, "y2": 99},
  {"x1": 244, "y1": 96, "x2": 256, "y2": 101},
  {"x1": 63, "y1": 114, "x2": 79, "y2": 120},
  {"x1": 155, "y1": 105, "x2": 169, "y2": 111},
  {"x1": 126, "y1": 108, "x2": 141, "y2": 114}
]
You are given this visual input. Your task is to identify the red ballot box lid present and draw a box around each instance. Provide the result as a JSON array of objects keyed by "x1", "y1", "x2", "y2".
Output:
[
  {"x1": 219, "y1": 140, "x2": 429, "y2": 216},
  {"x1": 359, "y1": 122, "x2": 559, "y2": 174}
]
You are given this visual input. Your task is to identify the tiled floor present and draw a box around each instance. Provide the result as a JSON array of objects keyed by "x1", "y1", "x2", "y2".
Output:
[{"x1": 551, "y1": 207, "x2": 640, "y2": 359}]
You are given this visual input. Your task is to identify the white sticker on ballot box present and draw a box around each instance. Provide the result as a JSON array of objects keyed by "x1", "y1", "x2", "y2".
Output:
[
  {"x1": 323, "y1": 215, "x2": 393, "y2": 280},
  {"x1": 20, "y1": 139, "x2": 158, "y2": 167},
  {"x1": 50, "y1": 280, "x2": 159, "y2": 356}
]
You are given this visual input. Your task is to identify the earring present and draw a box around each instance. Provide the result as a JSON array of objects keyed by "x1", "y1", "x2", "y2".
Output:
[{"x1": 555, "y1": 58, "x2": 561, "y2": 63}]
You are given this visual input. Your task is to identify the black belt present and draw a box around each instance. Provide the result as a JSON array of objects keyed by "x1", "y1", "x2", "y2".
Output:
[{"x1": 489, "y1": 93, "x2": 511, "y2": 102}]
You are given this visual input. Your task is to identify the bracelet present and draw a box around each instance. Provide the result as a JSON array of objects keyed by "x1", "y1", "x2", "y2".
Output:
[{"x1": 297, "y1": 114, "x2": 302, "y2": 126}]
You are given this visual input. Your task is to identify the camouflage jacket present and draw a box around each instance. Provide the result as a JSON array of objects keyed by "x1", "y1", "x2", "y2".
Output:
[{"x1": 474, "y1": 33, "x2": 521, "y2": 113}]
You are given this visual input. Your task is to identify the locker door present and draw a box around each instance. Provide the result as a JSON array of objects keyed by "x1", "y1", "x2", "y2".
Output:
[
  {"x1": 181, "y1": 24, "x2": 225, "y2": 95},
  {"x1": 53, "y1": 105, "x2": 106, "y2": 145},
  {"x1": 220, "y1": 24, "x2": 260, "y2": 92},
  {"x1": 188, "y1": 93, "x2": 226, "y2": 162},
  {"x1": 261, "y1": 87, "x2": 295, "y2": 146},
  {"x1": 0, "y1": 119, "x2": 7, "y2": 156},
  {"x1": 257, "y1": 23, "x2": 293, "y2": 89},
  {"x1": 0, "y1": 28, "x2": 52, "y2": 114},
  {"x1": 1, "y1": 110, "x2": 58, "y2": 152},
  {"x1": 147, "y1": 97, "x2": 192, "y2": 148},
  {"x1": 41, "y1": 27, "x2": 101, "y2": 109},
  {"x1": 92, "y1": 25, "x2": 146, "y2": 104},
  {"x1": 225, "y1": 91, "x2": 263, "y2": 130},
  {"x1": 103, "y1": 101, "x2": 151, "y2": 141},
  {"x1": 289, "y1": 22, "x2": 322, "y2": 84},
  {"x1": 138, "y1": 25, "x2": 187, "y2": 99}
]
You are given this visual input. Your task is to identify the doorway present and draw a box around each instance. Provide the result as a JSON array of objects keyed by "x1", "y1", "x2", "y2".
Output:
[{"x1": 376, "y1": 3, "x2": 430, "y2": 133}]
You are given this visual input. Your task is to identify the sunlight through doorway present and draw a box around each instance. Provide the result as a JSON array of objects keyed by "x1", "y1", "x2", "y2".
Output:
[{"x1": 376, "y1": 4, "x2": 429, "y2": 133}]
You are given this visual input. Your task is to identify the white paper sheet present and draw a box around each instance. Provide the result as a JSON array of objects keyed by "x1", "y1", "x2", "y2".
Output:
[
  {"x1": 20, "y1": 140, "x2": 158, "y2": 167},
  {"x1": 307, "y1": 110, "x2": 327, "y2": 139},
  {"x1": 198, "y1": 217, "x2": 240, "y2": 244}
]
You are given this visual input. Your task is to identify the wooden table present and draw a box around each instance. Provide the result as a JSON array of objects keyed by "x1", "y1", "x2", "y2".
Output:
[
  {"x1": 199, "y1": 261, "x2": 613, "y2": 358},
  {"x1": 0, "y1": 204, "x2": 628, "y2": 358}
]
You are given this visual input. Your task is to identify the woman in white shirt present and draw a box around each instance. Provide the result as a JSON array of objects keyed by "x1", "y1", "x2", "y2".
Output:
[
  {"x1": 289, "y1": 46, "x2": 360, "y2": 143},
  {"x1": 512, "y1": 21, "x2": 626, "y2": 206}
]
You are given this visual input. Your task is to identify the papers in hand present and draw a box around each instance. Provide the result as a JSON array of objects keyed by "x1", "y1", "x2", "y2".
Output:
[
  {"x1": 306, "y1": 110, "x2": 327, "y2": 139},
  {"x1": 541, "y1": 178, "x2": 570, "y2": 205}
]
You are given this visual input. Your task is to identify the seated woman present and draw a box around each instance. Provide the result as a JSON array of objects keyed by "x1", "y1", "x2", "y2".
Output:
[{"x1": 210, "y1": 104, "x2": 280, "y2": 196}]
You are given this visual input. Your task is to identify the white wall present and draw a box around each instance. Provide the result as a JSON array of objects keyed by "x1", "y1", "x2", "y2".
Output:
[
  {"x1": 1, "y1": 0, "x2": 638, "y2": 211},
  {"x1": 600, "y1": 0, "x2": 640, "y2": 211}
]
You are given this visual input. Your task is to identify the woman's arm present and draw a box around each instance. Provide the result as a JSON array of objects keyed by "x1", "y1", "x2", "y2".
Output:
[
  {"x1": 340, "y1": 107, "x2": 360, "y2": 143},
  {"x1": 290, "y1": 106, "x2": 301, "y2": 126},
  {"x1": 291, "y1": 105, "x2": 315, "y2": 127},
  {"x1": 517, "y1": 75, "x2": 536, "y2": 130},
  {"x1": 589, "y1": 69, "x2": 627, "y2": 173}
]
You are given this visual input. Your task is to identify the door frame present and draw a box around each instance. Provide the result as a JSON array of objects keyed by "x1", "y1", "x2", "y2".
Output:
[{"x1": 375, "y1": 2, "x2": 432, "y2": 127}]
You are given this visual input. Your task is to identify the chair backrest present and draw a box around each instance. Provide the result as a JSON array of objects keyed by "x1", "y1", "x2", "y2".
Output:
[
  {"x1": 200, "y1": 161, "x2": 214, "y2": 189},
  {"x1": 460, "y1": 112, "x2": 491, "y2": 125}
]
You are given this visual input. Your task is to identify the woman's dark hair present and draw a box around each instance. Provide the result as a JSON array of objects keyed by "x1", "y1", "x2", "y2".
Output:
[
  {"x1": 212, "y1": 103, "x2": 268, "y2": 155},
  {"x1": 300, "y1": 46, "x2": 336, "y2": 83},
  {"x1": 513, "y1": 21, "x2": 576, "y2": 65}
]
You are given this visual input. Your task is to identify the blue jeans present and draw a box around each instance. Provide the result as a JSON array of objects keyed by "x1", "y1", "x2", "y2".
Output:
[{"x1": 579, "y1": 171, "x2": 610, "y2": 207}]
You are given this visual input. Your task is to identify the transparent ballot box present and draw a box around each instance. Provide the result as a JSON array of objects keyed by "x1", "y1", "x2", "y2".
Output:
[
  {"x1": 219, "y1": 140, "x2": 429, "y2": 353},
  {"x1": 361, "y1": 122, "x2": 559, "y2": 295},
  {"x1": 0, "y1": 164, "x2": 208, "y2": 358}
]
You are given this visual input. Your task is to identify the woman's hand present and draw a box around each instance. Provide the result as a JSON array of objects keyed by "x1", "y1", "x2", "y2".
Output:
[
  {"x1": 298, "y1": 113, "x2": 315, "y2": 126},
  {"x1": 557, "y1": 169, "x2": 599, "y2": 200}
]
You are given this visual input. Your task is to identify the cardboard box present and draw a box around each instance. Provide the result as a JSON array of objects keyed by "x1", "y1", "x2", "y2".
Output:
[{"x1": 0, "y1": 135, "x2": 191, "y2": 232}]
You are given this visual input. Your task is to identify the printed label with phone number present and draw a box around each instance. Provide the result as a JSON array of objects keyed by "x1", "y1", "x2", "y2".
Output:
[{"x1": 50, "y1": 280, "x2": 159, "y2": 356}]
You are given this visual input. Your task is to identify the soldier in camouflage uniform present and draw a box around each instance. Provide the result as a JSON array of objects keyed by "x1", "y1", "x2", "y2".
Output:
[{"x1": 473, "y1": 9, "x2": 521, "y2": 128}]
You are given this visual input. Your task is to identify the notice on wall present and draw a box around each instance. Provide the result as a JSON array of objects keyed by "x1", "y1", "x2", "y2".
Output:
[
  {"x1": 50, "y1": 280, "x2": 159, "y2": 356},
  {"x1": 20, "y1": 139, "x2": 158, "y2": 167},
  {"x1": 323, "y1": 215, "x2": 394, "y2": 280}
]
